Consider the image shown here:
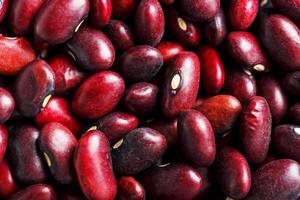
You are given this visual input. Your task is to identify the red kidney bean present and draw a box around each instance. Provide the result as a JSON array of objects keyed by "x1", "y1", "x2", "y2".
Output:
[
  {"x1": 0, "y1": 87, "x2": 14, "y2": 123},
  {"x1": 117, "y1": 45, "x2": 163, "y2": 83},
  {"x1": 72, "y1": 71, "x2": 125, "y2": 119},
  {"x1": 271, "y1": 0, "x2": 300, "y2": 26},
  {"x1": 141, "y1": 163, "x2": 202, "y2": 200},
  {"x1": 227, "y1": 31, "x2": 270, "y2": 72},
  {"x1": 135, "y1": 0, "x2": 164, "y2": 46},
  {"x1": 0, "y1": 159, "x2": 18, "y2": 199},
  {"x1": 240, "y1": 96, "x2": 272, "y2": 165},
  {"x1": 260, "y1": 14, "x2": 300, "y2": 71},
  {"x1": 282, "y1": 71, "x2": 300, "y2": 99},
  {"x1": 155, "y1": 41, "x2": 184, "y2": 63},
  {"x1": 288, "y1": 103, "x2": 300, "y2": 125},
  {"x1": 0, "y1": 125, "x2": 7, "y2": 163},
  {"x1": 162, "y1": 51, "x2": 200, "y2": 118},
  {"x1": 116, "y1": 176, "x2": 145, "y2": 200},
  {"x1": 246, "y1": 159, "x2": 300, "y2": 200},
  {"x1": 97, "y1": 111, "x2": 139, "y2": 144},
  {"x1": 227, "y1": 0, "x2": 259, "y2": 30},
  {"x1": 103, "y1": 20, "x2": 134, "y2": 53},
  {"x1": 272, "y1": 125, "x2": 300, "y2": 163},
  {"x1": 215, "y1": 147, "x2": 251, "y2": 199},
  {"x1": 196, "y1": 95, "x2": 242, "y2": 136},
  {"x1": 58, "y1": 191, "x2": 86, "y2": 200},
  {"x1": 0, "y1": 0, "x2": 9, "y2": 23},
  {"x1": 48, "y1": 54, "x2": 86, "y2": 95},
  {"x1": 123, "y1": 82, "x2": 159, "y2": 116},
  {"x1": 195, "y1": 167, "x2": 213, "y2": 199},
  {"x1": 179, "y1": 0, "x2": 220, "y2": 22},
  {"x1": 111, "y1": 0, "x2": 137, "y2": 19},
  {"x1": 14, "y1": 59, "x2": 55, "y2": 117},
  {"x1": 66, "y1": 25, "x2": 115, "y2": 72},
  {"x1": 257, "y1": 75, "x2": 288, "y2": 125},
  {"x1": 9, "y1": 124, "x2": 48, "y2": 184},
  {"x1": 0, "y1": 36, "x2": 35, "y2": 76},
  {"x1": 222, "y1": 68, "x2": 257, "y2": 105},
  {"x1": 112, "y1": 128, "x2": 166, "y2": 175},
  {"x1": 39, "y1": 122, "x2": 77, "y2": 185},
  {"x1": 34, "y1": 0, "x2": 90, "y2": 45},
  {"x1": 178, "y1": 110, "x2": 216, "y2": 167},
  {"x1": 9, "y1": 184, "x2": 57, "y2": 200},
  {"x1": 204, "y1": 8, "x2": 227, "y2": 46},
  {"x1": 89, "y1": 0, "x2": 112, "y2": 28},
  {"x1": 166, "y1": 7, "x2": 201, "y2": 47},
  {"x1": 74, "y1": 130, "x2": 117, "y2": 200},
  {"x1": 198, "y1": 45, "x2": 225, "y2": 95},
  {"x1": 159, "y1": 0, "x2": 174, "y2": 5},
  {"x1": 8, "y1": 0, "x2": 45, "y2": 35}
]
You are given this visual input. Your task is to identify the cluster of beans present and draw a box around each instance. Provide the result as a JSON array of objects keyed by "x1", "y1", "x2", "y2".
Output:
[{"x1": 0, "y1": 0, "x2": 299, "y2": 199}]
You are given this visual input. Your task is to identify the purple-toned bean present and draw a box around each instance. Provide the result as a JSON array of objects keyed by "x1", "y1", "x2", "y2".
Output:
[
  {"x1": 9, "y1": 184, "x2": 57, "y2": 200},
  {"x1": 116, "y1": 176, "x2": 145, "y2": 200},
  {"x1": 271, "y1": 0, "x2": 300, "y2": 26},
  {"x1": 288, "y1": 103, "x2": 300, "y2": 125},
  {"x1": 282, "y1": 71, "x2": 300, "y2": 99}
]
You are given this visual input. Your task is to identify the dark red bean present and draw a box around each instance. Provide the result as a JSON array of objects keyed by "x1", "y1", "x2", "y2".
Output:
[
  {"x1": 198, "y1": 45, "x2": 225, "y2": 95},
  {"x1": 34, "y1": 0, "x2": 90, "y2": 45},
  {"x1": 159, "y1": 0, "x2": 174, "y2": 5},
  {"x1": 103, "y1": 20, "x2": 134, "y2": 53},
  {"x1": 97, "y1": 111, "x2": 139, "y2": 144},
  {"x1": 112, "y1": 127, "x2": 167, "y2": 175},
  {"x1": 195, "y1": 168, "x2": 213, "y2": 199},
  {"x1": 227, "y1": 31, "x2": 270, "y2": 72},
  {"x1": 74, "y1": 130, "x2": 117, "y2": 200},
  {"x1": 260, "y1": 14, "x2": 300, "y2": 71},
  {"x1": 140, "y1": 163, "x2": 202, "y2": 200},
  {"x1": 0, "y1": 125, "x2": 7, "y2": 163},
  {"x1": 166, "y1": 7, "x2": 201, "y2": 47},
  {"x1": 39, "y1": 122, "x2": 77, "y2": 185},
  {"x1": 0, "y1": 87, "x2": 14, "y2": 123},
  {"x1": 111, "y1": 0, "x2": 137, "y2": 19},
  {"x1": 0, "y1": 0, "x2": 9, "y2": 23},
  {"x1": 9, "y1": 184, "x2": 57, "y2": 200},
  {"x1": 227, "y1": 0, "x2": 259, "y2": 30},
  {"x1": 196, "y1": 95, "x2": 242, "y2": 136},
  {"x1": 9, "y1": 0, "x2": 46, "y2": 35},
  {"x1": 162, "y1": 51, "x2": 200, "y2": 118},
  {"x1": 14, "y1": 59, "x2": 55, "y2": 117},
  {"x1": 89, "y1": 0, "x2": 112, "y2": 28},
  {"x1": 58, "y1": 191, "x2": 86, "y2": 200},
  {"x1": 272, "y1": 125, "x2": 300, "y2": 163},
  {"x1": 179, "y1": 0, "x2": 220, "y2": 22},
  {"x1": 178, "y1": 110, "x2": 216, "y2": 167},
  {"x1": 288, "y1": 103, "x2": 300, "y2": 125},
  {"x1": 271, "y1": 0, "x2": 300, "y2": 26},
  {"x1": 48, "y1": 54, "x2": 86, "y2": 95},
  {"x1": 246, "y1": 159, "x2": 300, "y2": 200},
  {"x1": 117, "y1": 45, "x2": 163, "y2": 83},
  {"x1": 0, "y1": 159, "x2": 18, "y2": 199},
  {"x1": 135, "y1": 0, "x2": 164, "y2": 46},
  {"x1": 9, "y1": 124, "x2": 48, "y2": 184},
  {"x1": 215, "y1": 147, "x2": 251, "y2": 199},
  {"x1": 66, "y1": 25, "x2": 115, "y2": 72},
  {"x1": 222, "y1": 68, "x2": 257, "y2": 105},
  {"x1": 240, "y1": 96, "x2": 272, "y2": 165},
  {"x1": 72, "y1": 71, "x2": 125, "y2": 119},
  {"x1": 123, "y1": 82, "x2": 159, "y2": 116},
  {"x1": 257, "y1": 75, "x2": 288, "y2": 125},
  {"x1": 0, "y1": 36, "x2": 35, "y2": 76},
  {"x1": 155, "y1": 41, "x2": 184, "y2": 63},
  {"x1": 116, "y1": 177, "x2": 145, "y2": 200},
  {"x1": 282, "y1": 71, "x2": 300, "y2": 99}
]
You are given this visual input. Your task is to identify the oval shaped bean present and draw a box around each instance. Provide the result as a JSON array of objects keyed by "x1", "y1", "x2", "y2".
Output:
[
  {"x1": 0, "y1": 159, "x2": 18, "y2": 199},
  {"x1": 271, "y1": 0, "x2": 300, "y2": 26},
  {"x1": 111, "y1": 0, "x2": 137, "y2": 19},
  {"x1": 282, "y1": 71, "x2": 300, "y2": 99},
  {"x1": 9, "y1": 184, "x2": 56, "y2": 200},
  {"x1": 116, "y1": 176, "x2": 145, "y2": 200},
  {"x1": 155, "y1": 41, "x2": 184, "y2": 63},
  {"x1": 89, "y1": 0, "x2": 112, "y2": 28},
  {"x1": 288, "y1": 103, "x2": 300, "y2": 125},
  {"x1": 0, "y1": 0, "x2": 9, "y2": 23},
  {"x1": 0, "y1": 87, "x2": 14, "y2": 123}
]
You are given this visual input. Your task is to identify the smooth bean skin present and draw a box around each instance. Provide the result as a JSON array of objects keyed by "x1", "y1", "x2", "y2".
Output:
[
  {"x1": 9, "y1": 0, "x2": 46, "y2": 35},
  {"x1": 112, "y1": 127, "x2": 167, "y2": 175},
  {"x1": 155, "y1": 41, "x2": 184, "y2": 63},
  {"x1": 140, "y1": 163, "x2": 202, "y2": 200},
  {"x1": 97, "y1": 112, "x2": 139, "y2": 144},
  {"x1": 135, "y1": 0, "x2": 164, "y2": 46},
  {"x1": 72, "y1": 71, "x2": 125, "y2": 119},
  {"x1": 111, "y1": 0, "x2": 137, "y2": 19},
  {"x1": 14, "y1": 59, "x2": 55, "y2": 117},
  {"x1": 34, "y1": 0, "x2": 90, "y2": 45},
  {"x1": 282, "y1": 71, "x2": 300, "y2": 99},
  {"x1": 39, "y1": 122, "x2": 77, "y2": 185},
  {"x1": 272, "y1": 125, "x2": 300, "y2": 162},
  {"x1": 66, "y1": 25, "x2": 115, "y2": 72},
  {"x1": 246, "y1": 159, "x2": 300, "y2": 200},
  {"x1": 198, "y1": 45, "x2": 224, "y2": 95},
  {"x1": 117, "y1": 45, "x2": 163, "y2": 83},
  {"x1": 9, "y1": 184, "x2": 57, "y2": 200},
  {"x1": 89, "y1": 0, "x2": 112, "y2": 28},
  {"x1": 227, "y1": 0, "x2": 259, "y2": 30},
  {"x1": 0, "y1": 0, "x2": 9, "y2": 23},
  {"x1": 288, "y1": 103, "x2": 300, "y2": 124},
  {"x1": 0, "y1": 87, "x2": 14, "y2": 123},
  {"x1": 178, "y1": 110, "x2": 216, "y2": 167},
  {"x1": 0, "y1": 36, "x2": 35, "y2": 76},
  {"x1": 0, "y1": 159, "x2": 18, "y2": 199},
  {"x1": 215, "y1": 147, "x2": 251, "y2": 199},
  {"x1": 116, "y1": 177, "x2": 145, "y2": 200},
  {"x1": 271, "y1": 0, "x2": 300, "y2": 26},
  {"x1": 161, "y1": 52, "x2": 200, "y2": 118},
  {"x1": 240, "y1": 96, "x2": 272, "y2": 165},
  {"x1": 260, "y1": 14, "x2": 300, "y2": 71},
  {"x1": 9, "y1": 124, "x2": 48, "y2": 184},
  {"x1": 0, "y1": 125, "x2": 7, "y2": 163},
  {"x1": 74, "y1": 130, "x2": 117, "y2": 200}
]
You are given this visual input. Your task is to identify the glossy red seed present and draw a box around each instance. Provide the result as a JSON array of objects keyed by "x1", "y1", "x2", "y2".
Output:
[
  {"x1": 111, "y1": 0, "x2": 137, "y2": 19},
  {"x1": 116, "y1": 177, "x2": 145, "y2": 200},
  {"x1": 0, "y1": 159, "x2": 18, "y2": 199},
  {"x1": 155, "y1": 41, "x2": 184, "y2": 63},
  {"x1": 0, "y1": 87, "x2": 14, "y2": 123},
  {"x1": 271, "y1": 0, "x2": 300, "y2": 26},
  {"x1": 0, "y1": 125, "x2": 7, "y2": 164},
  {"x1": 0, "y1": 0, "x2": 9, "y2": 23},
  {"x1": 282, "y1": 71, "x2": 300, "y2": 99},
  {"x1": 89, "y1": 0, "x2": 112, "y2": 28},
  {"x1": 9, "y1": 184, "x2": 57, "y2": 200},
  {"x1": 288, "y1": 103, "x2": 300, "y2": 124}
]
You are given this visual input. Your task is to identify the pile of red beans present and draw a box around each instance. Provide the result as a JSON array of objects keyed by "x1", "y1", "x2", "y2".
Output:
[{"x1": 0, "y1": 0, "x2": 299, "y2": 199}]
